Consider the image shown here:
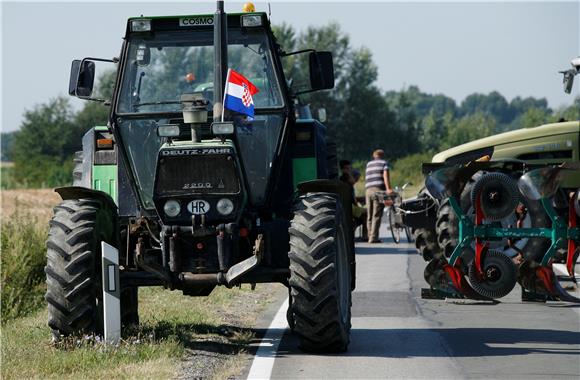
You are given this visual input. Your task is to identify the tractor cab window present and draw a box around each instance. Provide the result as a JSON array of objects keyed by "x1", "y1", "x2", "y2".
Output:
[{"x1": 117, "y1": 28, "x2": 283, "y2": 114}]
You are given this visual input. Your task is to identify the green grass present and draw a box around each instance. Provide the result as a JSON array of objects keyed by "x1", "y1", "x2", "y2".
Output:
[
  {"x1": 1, "y1": 211, "x2": 48, "y2": 322},
  {"x1": 0, "y1": 161, "x2": 74, "y2": 189},
  {"x1": 1, "y1": 285, "x2": 277, "y2": 380},
  {"x1": 1, "y1": 290, "x2": 183, "y2": 379},
  {"x1": 1, "y1": 165, "x2": 20, "y2": 189},
  {"x1": 389, "y1": 152, "x2": 433, "y2": 196}
]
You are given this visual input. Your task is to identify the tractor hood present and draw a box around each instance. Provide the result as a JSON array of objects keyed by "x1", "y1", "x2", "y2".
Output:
[{"x1": 432, "y1": 121, "x2": 580, "y2": 164}]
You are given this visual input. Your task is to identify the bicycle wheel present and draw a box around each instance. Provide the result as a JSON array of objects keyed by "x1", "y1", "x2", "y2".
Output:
[
  {"x1": 404, "y1": 226, "x2": 413, "y2": 243},
  {"x1": 388, "y1": 206, "x2": 401, "y2": 243}
]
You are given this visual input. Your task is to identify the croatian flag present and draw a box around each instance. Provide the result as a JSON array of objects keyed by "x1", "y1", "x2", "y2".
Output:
[{"x1": 223, "y1": 69, "x2": 259, "y2": 118}]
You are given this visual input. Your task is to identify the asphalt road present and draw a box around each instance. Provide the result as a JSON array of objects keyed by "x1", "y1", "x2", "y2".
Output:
[{"x1": 246, "y1": 222, "x2": 580, "y2": 379}]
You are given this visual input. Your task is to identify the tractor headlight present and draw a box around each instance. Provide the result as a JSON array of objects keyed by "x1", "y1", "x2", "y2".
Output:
[
  {"x1": 158, "y1": 124, "x2": 181, "y2": 137},
  {"x1": 163, "y1": 200, "x2": 181, "y2": 217},
  {"x1": 130, "y1": 19, "x2": 152, "y2": 32},
  {"x1": 216, "y1": 198, "x2": 234, "y2": 216},
  {"x1": 211, "y1": 121, "x2": 234, "y2": 135},
  {"x1": 241, "y1": 14, "x2": 262, "y2": 27}
]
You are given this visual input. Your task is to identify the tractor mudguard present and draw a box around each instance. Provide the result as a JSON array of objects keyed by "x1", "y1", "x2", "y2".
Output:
[
  {"x1": 55, "y1": 186, "x2": 118, "y2": 212},
  {"x1": 54, "y1": 186, "x2": 121, "y2": 255},
  {"x1": 297, "y1": 179, "x2": 356, "y2": 290}
]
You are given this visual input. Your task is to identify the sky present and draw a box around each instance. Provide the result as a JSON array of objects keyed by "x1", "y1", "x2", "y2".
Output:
[{"x1": 1, "y1": 1, "x2": 579, "y2": 133}]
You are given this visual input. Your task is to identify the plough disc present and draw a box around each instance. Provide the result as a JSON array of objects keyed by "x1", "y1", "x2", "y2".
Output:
[
  {"x1": 468, "y1": 249, "x2": 517, "y2": 299},
  {"x1": 424, "y1": 258, "x2": 493, "y2": 300}
]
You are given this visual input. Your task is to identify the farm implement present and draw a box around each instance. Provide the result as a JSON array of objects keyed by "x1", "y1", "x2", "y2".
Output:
[{"x1": 421, "y1": 161, "x2": 580, "y2": 303}]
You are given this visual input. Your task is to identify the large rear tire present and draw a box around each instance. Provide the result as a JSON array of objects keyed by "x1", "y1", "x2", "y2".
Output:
[
  {"x1": 413, "y1": 228, "x2": 440, "y2": 261},
  {"x1": 288, "y1": 193, "x2": 352, "y2": 352}
]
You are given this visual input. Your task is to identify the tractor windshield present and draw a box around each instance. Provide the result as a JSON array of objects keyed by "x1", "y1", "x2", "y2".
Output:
[{"x1": 117, "y1": 28, "x2": 284, "y2": 113}]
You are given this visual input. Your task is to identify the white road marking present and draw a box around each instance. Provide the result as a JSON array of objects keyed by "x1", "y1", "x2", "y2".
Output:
[{"x1": 247, "y1": 298, "x2": 289, "y2": 380}]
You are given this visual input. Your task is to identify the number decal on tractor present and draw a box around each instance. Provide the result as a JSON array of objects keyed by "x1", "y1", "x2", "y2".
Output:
[{"x1": 187, "y1": 200, "x2": 210, "y2": 215}]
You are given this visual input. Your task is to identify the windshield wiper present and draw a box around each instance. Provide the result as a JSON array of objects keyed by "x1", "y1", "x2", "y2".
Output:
[{"x1": 132, "y1": 100, "x2": 182, "y2": 108}]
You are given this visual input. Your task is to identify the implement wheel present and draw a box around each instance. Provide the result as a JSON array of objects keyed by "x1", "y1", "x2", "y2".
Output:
[{"x1": 288, "y1": 193, "x2": 352, "y2": 352}]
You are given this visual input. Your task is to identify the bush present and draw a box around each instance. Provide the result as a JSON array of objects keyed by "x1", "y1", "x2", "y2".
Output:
[
  {"x1": 1, "y1": 165, "x2": 18, "y2": 189},
  {"x1": 389, "y1": 152, "x2": 433, "y2": 189},
  {"x1": 1, "y1": 210, "x2": 47, "y2": 322}
]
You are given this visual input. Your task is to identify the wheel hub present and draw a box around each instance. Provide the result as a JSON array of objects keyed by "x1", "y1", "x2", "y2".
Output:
[{"x1": 485, "y1": 265, "x2": 501, "y2": 282}]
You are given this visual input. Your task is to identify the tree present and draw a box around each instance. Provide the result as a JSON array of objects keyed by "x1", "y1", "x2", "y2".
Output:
[
  {"x1": 550, "y1": 97, "x2": 580, "y2": 122},
  {"x1": 11, "y1": 97, "x2": 78, "y2": 187},
  {"x1": 1, "y1": 132, "x2": 15, "y2": 162},
  {"x1": 272, "y1": 23, "x2": 417, "y2": 161},
  {"x1": 442, "y1": 112, "x2": 496, "y2": 149},
  {"x1": 420, "y1": 111, "x2": 454, "y2": 152},
  {"x1": 459, "y1": 91, "x2": 510, "y2": 123},
  {"x1": 520, "y1": 107, "x2": 549, "y2": 129},
  {"x1": 335, "y1": 47, "x2": 398, "y2": 160}
]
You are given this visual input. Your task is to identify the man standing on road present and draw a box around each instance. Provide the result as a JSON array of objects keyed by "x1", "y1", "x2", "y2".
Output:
[{"x1": 365, "y1": 149, "x2": 393, "y2": 243}]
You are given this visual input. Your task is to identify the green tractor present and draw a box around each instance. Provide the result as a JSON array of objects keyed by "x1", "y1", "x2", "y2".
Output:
[{"x1": 45, "y1": 1, "x2": 355, "y2": 352}]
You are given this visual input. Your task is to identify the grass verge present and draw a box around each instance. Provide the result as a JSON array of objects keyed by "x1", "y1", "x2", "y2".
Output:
[
  {"x1": 1, "y1": 211, "x2": 47, "y2": 322},
  {"x1": 1, "y1": 285, "x2": 283, "y2": 380}
]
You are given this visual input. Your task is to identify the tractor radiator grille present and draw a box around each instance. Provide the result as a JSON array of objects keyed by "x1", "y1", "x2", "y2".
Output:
[{"x1": 155, "y1": 155, "x2": 240, "y2": 195}]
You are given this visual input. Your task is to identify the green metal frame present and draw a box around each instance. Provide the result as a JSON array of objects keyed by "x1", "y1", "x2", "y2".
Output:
[
  {"x1": 292, "y1": 157, "x2": 317, "y2": 190},
  {"x1": 447, "y1": 196, "x2": 579, "y2": 267},
  {"x1": 92, "y1": 126, "x2": 119, "y2": 204}
]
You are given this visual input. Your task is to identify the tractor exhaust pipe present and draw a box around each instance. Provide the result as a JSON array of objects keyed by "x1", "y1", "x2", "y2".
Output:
[{"x1": 213, "y1": 0, "x2": 228, "y2": 121}]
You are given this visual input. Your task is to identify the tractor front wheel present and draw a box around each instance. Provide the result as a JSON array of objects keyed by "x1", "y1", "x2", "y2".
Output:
[
  {"x1": 288, "y1": 193, "x2": 352, "y2": 352},
  {"x1": 45, "y1": 198, "x2": 136, "y2": 340}
]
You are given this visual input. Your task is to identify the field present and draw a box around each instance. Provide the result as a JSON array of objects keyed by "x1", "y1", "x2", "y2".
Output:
[
  {"x1": 1, "y1": 189, "x2": 284, "y2": 379},
  {"x1": 1, "y1": 188, "x2": 61, "y2": 219}
]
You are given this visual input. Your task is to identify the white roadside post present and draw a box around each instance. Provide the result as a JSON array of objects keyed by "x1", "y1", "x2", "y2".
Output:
[{"x1": 101, "y1": 242, "x2": 121, "y2": 344}]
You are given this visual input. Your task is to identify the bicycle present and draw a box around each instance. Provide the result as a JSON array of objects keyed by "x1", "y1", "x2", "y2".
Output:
[{"x1": 376, "y1": 183, "x2": 413, "y2": 244}]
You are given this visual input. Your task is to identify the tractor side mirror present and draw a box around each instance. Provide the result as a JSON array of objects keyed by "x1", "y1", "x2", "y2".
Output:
[
  {"x1": 68, "y1": 57, "x2": 117, "y2": 101},
  {"x1": 309, "y1": 51, "x2": 334, "y2": 91},
  {"x1": 69, "y1": 59, "x2": 96, "y2": 98}
]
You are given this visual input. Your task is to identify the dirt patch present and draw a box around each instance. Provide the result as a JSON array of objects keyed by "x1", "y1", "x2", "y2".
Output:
[
  {"x1": 175, "y1": 284, "x2": 287, "y2": 380},
  {"x1": 1, "y1": 189, "x2": 59, "y2": 222}
]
